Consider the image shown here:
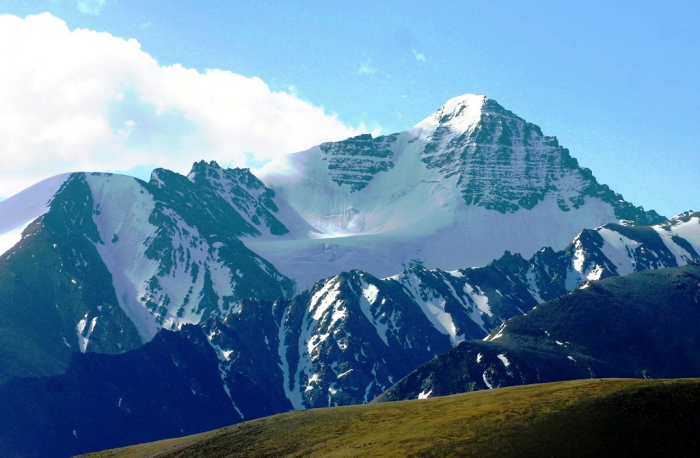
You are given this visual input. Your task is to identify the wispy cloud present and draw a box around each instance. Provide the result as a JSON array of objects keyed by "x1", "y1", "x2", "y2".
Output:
[
  {"x1": 412, "y1": 49, "x2": 426, "y2": 62},
  {"x1": 76, "y1": 0, "x2": 106, "y2": 15},
  {"x1": 285, "y1": 84, "x2": 299, "y2": 96},
  {"x1": 358, "y1": 57, "x2": 377, "y2": 74},
  {"x1": 0, "y1": 13, "x2": 367, "y2": 198}
]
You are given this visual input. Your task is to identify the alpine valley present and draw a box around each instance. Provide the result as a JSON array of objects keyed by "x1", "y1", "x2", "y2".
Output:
[{"x1": 0, "y1": 94, "x2": 698, "y2": 457}]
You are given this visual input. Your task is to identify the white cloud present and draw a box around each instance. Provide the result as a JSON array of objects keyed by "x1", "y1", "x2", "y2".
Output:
[
  {"x1": 76, "y1": 0, "x2": 106, "y2": 15},
  {"x1": 412, "y1": 49, "x2": 426, "y2": 61},
  {"x1": 358, "y1": 57, "x2": 377, "y2": 74},
  {"x1": 0, "y1": 13, "x2": 366, "y2": 198}
]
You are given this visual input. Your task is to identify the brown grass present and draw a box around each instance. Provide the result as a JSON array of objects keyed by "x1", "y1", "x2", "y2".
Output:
[{"x1": 80, "y1": 378, "x2": 700, "y2": 458}]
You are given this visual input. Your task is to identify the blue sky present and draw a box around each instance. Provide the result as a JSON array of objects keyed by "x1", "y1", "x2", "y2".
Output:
[{"x1": 0, "y1": 0, "x2": 698, "y2": 218}]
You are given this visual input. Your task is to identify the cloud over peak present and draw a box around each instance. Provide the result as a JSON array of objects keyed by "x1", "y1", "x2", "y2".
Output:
[{"x1": 0, "y1": 13, "x2": 365, "y2": 199}]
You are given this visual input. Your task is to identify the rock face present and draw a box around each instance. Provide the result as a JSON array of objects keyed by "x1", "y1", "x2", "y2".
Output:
[
  {"x1": 319, "y1": 133, "x2": 397, "y2": 192},
  {"x1": 253, "y1": 94, "x2": 665, "y2": 290},
  {"x1": 265, "y1": 94, "x2": 663, "y2": 220},
  {"x1": 417, "y1": 96, "x2": 660, "y2": 220},
  {"x1": 187, "y1": 160, "x2": 291, "y2": 236},
  {"x1": 376, "y1": 265, "x2": 700, "y2": 403}
]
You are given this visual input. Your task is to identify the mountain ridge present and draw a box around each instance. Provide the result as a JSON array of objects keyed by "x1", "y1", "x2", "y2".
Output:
[
  {"x1": 0, "y1": 213, "x2": 697, "y2": 455},
  {"x1": 378, "y1": 264, "x2": 700, "y2": 402}
]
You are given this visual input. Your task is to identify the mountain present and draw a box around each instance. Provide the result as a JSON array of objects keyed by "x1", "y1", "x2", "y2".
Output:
[
  {"x1": 377, "y1": 264, "x2": 700, "y2": 402},
  {"x1": 0, "y1": 93, "x2": 669, "y2": 386},
  {"x1": 0, "y1": 92, "x2": 690, "y2": 456},
  {"x1": 0, "y1": 214, "x2": 697, "y2": 456},
  {"x1": 0, "y1": 168, "x2": 293, "y2": 385},
  {"x1": 80, "y1": 378, "x2": 700, "y2": 458},
  {"x1": 251, "y1": 94, "x2": 664, "y2": 289}
]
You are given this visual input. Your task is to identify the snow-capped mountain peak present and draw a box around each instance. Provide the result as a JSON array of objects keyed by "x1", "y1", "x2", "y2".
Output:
[
  {"x1": 412, "y1": 93, "x2": 487, "y2": 134},
  {"x1": 252, "y1": 94, "x2": 664, "y2": 290}
]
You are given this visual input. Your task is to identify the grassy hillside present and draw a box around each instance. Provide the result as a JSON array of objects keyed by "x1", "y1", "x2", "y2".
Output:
[{"x1": 82, "y1": 378, "x2": 700, "y2": 457}]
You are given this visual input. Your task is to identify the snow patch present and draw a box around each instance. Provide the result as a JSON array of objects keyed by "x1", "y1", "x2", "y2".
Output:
[
  {"x1": 596, "y1": 227, "x2": 642, "y2": 276},
  {"x1": 309, "y1": 278, "x2": 341, "y2": 321},
  {"x1": 362, "y1": 283, "x2": 380, "y2": 305},
  {"x1": 305, "y1": 373, "x2": 321, "y2": 392},
  {"x1": 398, "y1": 273, "x2": 463, "y2": 345},
  {"x1": 363, "y1": 381, "x2": 374, "y2": 403},
  {"x1": 277, "y1": 308, "x2": 303, "y2": 410},
  {"x1": 76, "y1": 313, "x2": 97, "y2": 353},
  {"x1": 486, "y1": 323, "x2": 506, "y2": 341},
  {"x1": 358, "y1": 280, "x2": 391, "y2": 346},
  {"x1": 464, "y1": 283, "x2": 492, "y2": 317},
  {"x1": 482, "y1": 372, "x2": 493, "y2": 389},
  {"x1": 338, "y1": 369, "x2": 353, "y2": 378},
  {"x1": 222, "y1": 384, "x2": 245, "y2": 419},
  {"x1": 653, "y1": 219, "x2": 700, "y2": 266},
  {"x1": 525, "y1": 269, "x2": 545, "y2": 303}
]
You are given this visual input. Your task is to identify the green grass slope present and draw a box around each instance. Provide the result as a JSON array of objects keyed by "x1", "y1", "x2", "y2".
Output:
[{"x1": 81, "y1": 378, "x2": 700, "y2": 458}]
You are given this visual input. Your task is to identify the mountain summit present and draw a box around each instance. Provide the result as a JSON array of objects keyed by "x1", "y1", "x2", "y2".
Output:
[
  {"x1": 414, "y1": 94, "x2": 655, "y2": 216},
  {"x1": 252, "y1": 94, "x2": 664, "y2": 288}
]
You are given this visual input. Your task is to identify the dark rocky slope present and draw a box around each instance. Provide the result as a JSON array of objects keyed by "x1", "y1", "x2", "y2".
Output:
[{"x1": 377, "y1": 264, "x2": 700, "y2": 402}]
